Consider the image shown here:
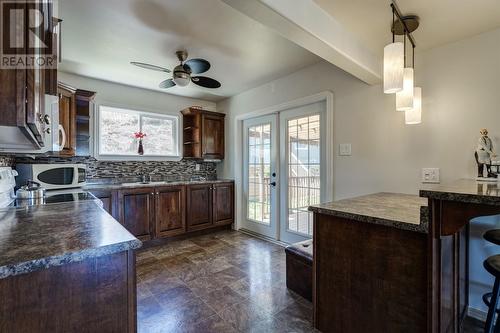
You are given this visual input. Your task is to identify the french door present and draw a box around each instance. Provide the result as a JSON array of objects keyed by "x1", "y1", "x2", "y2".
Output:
[
  {"x1": 242, "y1": 102, "x2": 326, "y2": 243},
  {"x1": 242, "y1": 115, "x2": 279, "y2": 239}
]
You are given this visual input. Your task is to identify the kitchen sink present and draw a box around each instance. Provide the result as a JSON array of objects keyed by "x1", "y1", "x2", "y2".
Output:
[{"x1": 120, "y1": 181, "x2": 169, "y2": 186}]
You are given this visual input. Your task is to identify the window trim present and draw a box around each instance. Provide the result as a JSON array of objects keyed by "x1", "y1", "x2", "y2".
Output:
[{"x1": 94, "y1": 104, "x2": 182, "y2": 161}]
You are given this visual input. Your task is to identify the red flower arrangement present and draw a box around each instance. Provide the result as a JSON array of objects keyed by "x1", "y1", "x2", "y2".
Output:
[{"x1": 134, "y1": 132, "x2": 147, "y2": 139}]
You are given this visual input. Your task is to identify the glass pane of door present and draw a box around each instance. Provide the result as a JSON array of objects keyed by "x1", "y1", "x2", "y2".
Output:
[
  {"x1": 287, "y1": 114, "x2": 320, "y2": 236},
  {"x1": 247, "y1": 123, "x2": 271, "y2": 224}
]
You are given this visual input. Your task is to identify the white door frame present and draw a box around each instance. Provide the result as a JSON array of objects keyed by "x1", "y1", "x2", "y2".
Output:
[{"x1": 232, "y1": 91, "x2": 334, "y2": 242}]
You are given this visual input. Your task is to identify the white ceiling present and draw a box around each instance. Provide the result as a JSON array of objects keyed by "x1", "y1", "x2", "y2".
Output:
[
  {"x1": 314, "y1": 0, "x2": 500, "y2": 58},
  {"x1": 59, "y1": 0, "x2": 320, "y2": 101}
]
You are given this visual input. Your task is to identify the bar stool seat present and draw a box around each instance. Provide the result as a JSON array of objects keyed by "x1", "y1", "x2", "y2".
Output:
[
  {"x1": 483, "y1": 254, "x2": 500, "y2": 333},
  {"x1": 485, "y1": 255, "x2": 500, "y2": 277},
  {"x1": 484, "y1": 230, "x2": 500, "y2": 246}
]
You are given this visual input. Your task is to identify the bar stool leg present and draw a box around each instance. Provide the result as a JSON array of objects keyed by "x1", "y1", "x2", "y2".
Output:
[{"x1": 486, "y1": 278, "x2": 500, "y2": 333}]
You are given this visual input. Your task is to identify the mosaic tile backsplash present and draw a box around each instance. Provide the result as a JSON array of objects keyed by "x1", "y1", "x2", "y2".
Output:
[{"x1": 1, "y1": 155, "x2": 217, "y2": 181}]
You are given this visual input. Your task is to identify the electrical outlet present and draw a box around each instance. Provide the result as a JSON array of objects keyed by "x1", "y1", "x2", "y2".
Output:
[
  {"x1": 195, "y1": 164, "x2": 201, "y2": 171},
  {"x1": 422, "y1": 168, "x2": 440, "y2": 183},
  {"x1": 339, "y1": 143, "x2": 352, "y2": 156}
]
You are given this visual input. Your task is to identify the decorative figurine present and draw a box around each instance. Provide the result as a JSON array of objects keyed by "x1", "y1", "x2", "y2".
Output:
[{"x1": 475, "y1": 128, "x2": 497, "y2": 180}]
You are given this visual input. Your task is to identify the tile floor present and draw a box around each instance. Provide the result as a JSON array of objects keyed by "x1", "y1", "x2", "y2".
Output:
[
  {"x1": 136, "y1": 230, "x2": 316, "y2": 333},
  {"x1": 136, "y1": 229, "x2": 484, "y2": 333}
]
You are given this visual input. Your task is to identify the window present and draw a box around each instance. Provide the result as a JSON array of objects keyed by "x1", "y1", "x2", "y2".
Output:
[{"x1": 98, "y1": 106, "x2": 179, "y2": 157}]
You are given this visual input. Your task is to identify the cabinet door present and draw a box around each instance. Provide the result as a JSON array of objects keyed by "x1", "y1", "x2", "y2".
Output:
[
  {"x1": 201, "y1": 114, "x2": 224, "y2": 159},
  {"x1": 0, "y1": 1, "x2": 44, "y2": 148},
  {"x1": 89, "y1": 190, "x2": 117, "y2": 219},
  {"x1": 155, "y1": 186, "x2": 186, "y2": 238},
  {"x1": 213, "y1": 182, "x2": 234, "y2": 225},
  {"x1": 118, "y1": 188, "x2": 154, "y2": 241},
  {"x1": 58, "y1": 85, "x2": 76, "y2": 156},
  {"x1": 186, "y1": 184, "x2": 213, "y2": 231}
]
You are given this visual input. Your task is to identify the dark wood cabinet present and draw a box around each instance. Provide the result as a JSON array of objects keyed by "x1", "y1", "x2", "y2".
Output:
[
  {"x1": 201, "y1": 113, "x2": 225, "y2": 160},
  {"x1": 118, "y1": 188, "x2": 155, "y2": 241},
  {"x1": 155, "y1": 185, "x2": 186, "y2": 238},
  {"x1": 57, "y1": 83, "x2": 77, "y2": 156},
  {"x1": 186, "y1": 184, "x2": 213, "y2": 231},
  {"x1": 90, "y1": 189, "x2": 118, "y2": 219},
  {"x1": 92, "y1": 181, "x2": 233, "y2": 242},
  {"x1": 0, "y1": 1, "x2": 55, "y2": 149},
  {"x1": 181, "y1": 108, "x2": 225, "y2": 160},
  {"x1": 213, "y1": 182, "x2": 234, "y2": 225},
  {"x1": 75, "y1": 89, "x2": 96, "y2": 156}
]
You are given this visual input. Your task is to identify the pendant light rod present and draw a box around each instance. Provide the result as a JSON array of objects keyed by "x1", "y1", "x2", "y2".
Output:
[{"x1": 390, "y1": 2, "x2": 416, "y2": 48}]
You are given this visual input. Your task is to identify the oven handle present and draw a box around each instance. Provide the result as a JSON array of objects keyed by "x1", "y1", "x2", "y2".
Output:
[{"x1": 58, "y1": 124, "x2": 66, "y2": 152}]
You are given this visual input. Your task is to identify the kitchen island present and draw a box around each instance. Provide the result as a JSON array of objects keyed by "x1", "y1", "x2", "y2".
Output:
[
  {"x1": 0, "y1": 200, "x2": 141, "y2": 332},
  {"x1": 310, "y1": 182, "x2": 500, "y2": 333},
  {"x1": 309, "y1": 193, "x2": 429, "y2": 333}
]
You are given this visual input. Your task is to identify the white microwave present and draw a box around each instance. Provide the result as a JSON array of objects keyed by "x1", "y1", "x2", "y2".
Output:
[{"x1": 15, "y1": 164, "x2": 87, "y2": 190}]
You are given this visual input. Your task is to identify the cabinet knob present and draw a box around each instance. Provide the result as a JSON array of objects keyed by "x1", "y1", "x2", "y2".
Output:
[
  {"x1": 43, "y1": 114, "x2": 51, "y2": 125},
  {"x1": 45, "y1": 128, "x2": 51, "y2": 134}
]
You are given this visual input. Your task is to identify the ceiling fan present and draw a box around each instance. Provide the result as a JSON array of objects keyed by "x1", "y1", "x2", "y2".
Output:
[{"x1": 131, "y1": 50, "x2": 221, "y2": 89}]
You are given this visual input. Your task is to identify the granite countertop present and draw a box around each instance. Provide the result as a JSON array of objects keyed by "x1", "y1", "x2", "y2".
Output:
[
  {"x1": 420, "y1": 179, "x2": 500, "y2": 205},
  {"x1": 83, "y1": 179, "x2": 235, "y2": 191},
  {"x1": 309, "y1": 192, "x2": 429, "y2": 233},
  {"x1": 0, "y1": 200, "x2": 142, "y2": 279}
]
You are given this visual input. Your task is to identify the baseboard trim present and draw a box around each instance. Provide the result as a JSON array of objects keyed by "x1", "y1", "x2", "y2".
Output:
[
  {"x1": 468, "y1": 306, "x2": 487, "y2": 322},
  {"x1": 238, "y1": 228, "x2": 288, "y2": 248}
]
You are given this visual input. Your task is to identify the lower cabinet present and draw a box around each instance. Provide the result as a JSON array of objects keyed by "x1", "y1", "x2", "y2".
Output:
[
  {"x1": 90, "y1": 181, "x2": 234, "y2": 242},
  {"x1": 90, "y1": 189, "x2": 117, "y2": 219},
  {"x1": 213, "y1": 182, "x2": 234, "y2": 226},
  {"x1": 117, "y1": 188, "x2": 155, "y2": 241},
  {"x1": 186, "y1": 184, "x2": 213, "y2": 231},
  {"x1": 155, "y1": 185, "x2": 186, "y2": 238}
]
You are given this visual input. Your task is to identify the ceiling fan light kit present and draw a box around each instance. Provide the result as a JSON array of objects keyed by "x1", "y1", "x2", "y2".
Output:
[
  {"x1": 383, "y1": 2, "x2": 422, "y2": 125},
  {"x1": 131, "y1": 50, "x2": 221, "y2": 90}
]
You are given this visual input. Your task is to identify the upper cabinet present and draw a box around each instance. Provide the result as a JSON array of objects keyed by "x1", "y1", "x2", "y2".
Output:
[
  {"x1": 57, "y1": 83, "x2": 77, "y2": 156},
  {"x1": 56, "y1": 83, "x2": 96, "y2": 157},
  {"x1": 0, "y1": 1, "x2": 59, "y2": 151},
  {"x1": 181, "y1": 108, "x2": 225, "y2": 160},
  {"x1": 0, "y1": 1, "x2": 53, "y2": 150}
]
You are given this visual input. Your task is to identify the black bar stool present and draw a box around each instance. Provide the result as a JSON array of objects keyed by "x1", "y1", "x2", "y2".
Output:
[{"x1": 483, "y1": 230, "x2": 500, "y2": 333}]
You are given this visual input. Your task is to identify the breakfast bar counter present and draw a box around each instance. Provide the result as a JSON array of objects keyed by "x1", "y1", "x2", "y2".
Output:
[{"x1": 421, "y1": 180, "x2": 500, "y2": 333}]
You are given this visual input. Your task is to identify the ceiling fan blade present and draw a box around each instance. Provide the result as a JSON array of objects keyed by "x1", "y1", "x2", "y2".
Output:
[
  {"x1": 184, "y1": 59, "x2": 211, "y2": 74},
  {"x1": 131, "y1": 62, "x2": 171, "y2": 73},
  {"x1": 191, "y1": 76, "x2": 221, "y2": 89},
  {"x1": 159, "y1": 79, "x2": 176, "y2": 89}
]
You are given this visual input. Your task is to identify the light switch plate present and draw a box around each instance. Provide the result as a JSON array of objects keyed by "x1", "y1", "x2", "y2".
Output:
[
  {"x1": 339, "y1": 144, "x2": 352, "y2": 156},
  {"x1": 422, "y1": 168, "x2": 440, "y2": 183},
  {"x1": 195, "y1": 164, "x2": 201, "y2": 171}
]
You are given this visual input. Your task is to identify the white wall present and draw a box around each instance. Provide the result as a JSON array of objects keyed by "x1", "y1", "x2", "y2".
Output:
[
  {"x1": 217, "y1": 27, "x2": 500, "y2": 316},
  {"x1": 58, "y1": 72, "x2": 217, "y2": 116}
]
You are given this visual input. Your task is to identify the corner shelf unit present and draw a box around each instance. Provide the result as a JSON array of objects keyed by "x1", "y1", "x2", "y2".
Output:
[{"x1": 180, "y1": 108, "x2": 225, "y2": 160}]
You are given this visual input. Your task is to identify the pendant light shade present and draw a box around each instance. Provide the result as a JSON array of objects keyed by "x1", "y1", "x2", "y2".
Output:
[
  {"x1": 405, "y1": 87, "x2": 422, "y2": 124},
  {"x1": 383, "y1": 42, "x2": 404, "y2": 94},
  {"x1": 396, "y1": 68, "x2": 414, "y2": 111}
]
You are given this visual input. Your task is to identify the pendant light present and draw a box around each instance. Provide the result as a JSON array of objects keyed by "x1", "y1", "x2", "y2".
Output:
[
  {"x1": 383, "y1": 8, "x2": 404, "y2": 94},
  {"x1": 385, "y1": 2, "x2": 423, "y2": 124},
  {"x1": 405, "y1": 87, "x2": 422, "y2": 124},
  {"x1": 396, "y1": 32, "x2": 414, "y2": 111}
]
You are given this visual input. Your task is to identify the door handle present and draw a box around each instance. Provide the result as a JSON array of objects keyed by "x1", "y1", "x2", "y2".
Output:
[{"x1": 268, "y1": 181, "x2": 276, "y2": 187}]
